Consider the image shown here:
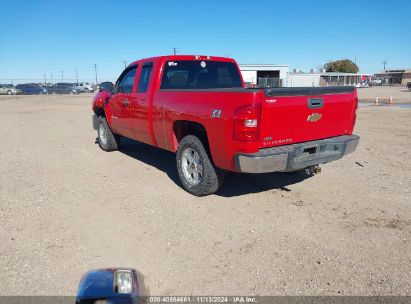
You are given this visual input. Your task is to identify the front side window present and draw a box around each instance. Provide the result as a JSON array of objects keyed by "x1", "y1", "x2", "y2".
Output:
[
  {"x1": 160, "y1": 60, "x2": 242, "y2": 89},
  {"x1": 138, "y1": 63, "x2": 153, "y2": 93},
  {"x1": 117, "y1": 67, "x2": 137, "y2": 93}
]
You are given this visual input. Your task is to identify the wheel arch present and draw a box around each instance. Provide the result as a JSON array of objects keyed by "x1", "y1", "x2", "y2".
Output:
[{"x1": 172, "y1": 120, "x2": 210, "y2": 153}]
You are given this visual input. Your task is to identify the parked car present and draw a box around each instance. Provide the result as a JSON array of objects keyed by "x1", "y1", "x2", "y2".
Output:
[
  {"x1": 355, "y1": 82, "x2": 369, "y2": 88},
  {"x1": 74, "y1": 82, "x2": 94, "y2": 93},
  {"x1": 92, "y1": 55, "x2": 359, "y2": 196},
  {"x1": 407, "y1": 82, "x2": 411, "y2": 91},
  {"x1": 76, "y1": 268, "x2": 142, "y2": 304},
  {"x1": 0, "y1": 84, "x2": 21, "y2": 95},
  {"x1": 371, "y1": 79, "x2": 383, "y2": 86},
  {"x1": 15, "y1": 83, "x2": 47, "y2": 95},
  {"x1": 48, "y1": 83, "x2": 78, "y2": 94}
]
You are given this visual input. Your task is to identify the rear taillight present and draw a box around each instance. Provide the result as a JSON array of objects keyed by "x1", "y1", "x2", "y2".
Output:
[
  {"x1": 233, "y1": 105, "x2": 260, "y2": 141},
  {"x1": 353, "y1": 89, "x2": 359, "y2": 126}
]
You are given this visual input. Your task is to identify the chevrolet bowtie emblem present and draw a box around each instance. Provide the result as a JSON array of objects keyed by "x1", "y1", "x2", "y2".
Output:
[{"x1": 307, "y1": 113, "x2": 322, "y2": 122}]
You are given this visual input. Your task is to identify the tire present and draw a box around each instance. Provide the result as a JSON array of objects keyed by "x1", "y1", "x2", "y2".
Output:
[
  {"x1": 7, "y1": 90, "x2": 13, "y2": 95},
  {"x1": 97, "y1": 116, "x2": 120, "y2": 151},
  {"x1": 176, "y1": 135, "x2": 224, "y2": 196}
]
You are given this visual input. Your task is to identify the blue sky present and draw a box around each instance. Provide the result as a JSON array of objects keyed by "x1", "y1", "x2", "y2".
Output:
[{"x1": 0, "y1": 0, "x2": 410, "y2": 82}]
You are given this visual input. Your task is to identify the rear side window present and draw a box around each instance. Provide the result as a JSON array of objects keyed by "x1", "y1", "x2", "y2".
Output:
[
  {"x1": 138, "y1": 63, "x2": 153, "y2": 93},
  {"x1": 160, "y1": 60, "x2": 242, "y2": 89},
  {"x1": 117, "y1": 67, "x2": 137, "y2": 93}
]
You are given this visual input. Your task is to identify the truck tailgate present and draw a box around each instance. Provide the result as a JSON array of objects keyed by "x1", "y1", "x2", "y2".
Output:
[{"x1": 259, "y1": 87, "x2": 357, "y2": 148}]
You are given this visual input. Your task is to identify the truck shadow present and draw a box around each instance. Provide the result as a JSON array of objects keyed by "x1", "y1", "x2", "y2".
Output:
[
  {"x1": 115, "y1": 138, "x2": 312, "y2": 198},
  {"x1": 217, "y1": 171, "x2": 311, "y2": 197}
]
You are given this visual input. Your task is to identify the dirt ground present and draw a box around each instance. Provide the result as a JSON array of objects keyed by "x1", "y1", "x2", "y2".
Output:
[
  {"x1": 0, "y1": 93, "x2": 410, "y2": 296},
  {"x1": 357, "y1": 85, "x2": 411, "y2": 104}
]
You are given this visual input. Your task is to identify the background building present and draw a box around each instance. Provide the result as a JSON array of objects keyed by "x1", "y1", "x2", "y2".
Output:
[
  {"x1": 239, "y1": 64, "x2": 289, "y2": 87},
  {"x1": 287, "y1": 71, "x2": 363, "y2": 87},
  {"x1": 374, "y1": 69, "x2": 411, "y2": 85},
  {"x1": 287, "y1": 73, "x2": 321, "y2": 87}
]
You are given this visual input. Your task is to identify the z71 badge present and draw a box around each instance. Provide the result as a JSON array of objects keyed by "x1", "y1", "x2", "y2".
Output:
[{"x1": 211, "y1": 109, "x2": 222, "y2": 118}]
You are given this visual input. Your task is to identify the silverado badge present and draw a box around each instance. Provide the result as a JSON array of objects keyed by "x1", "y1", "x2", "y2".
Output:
[{"x1": 307, "y1": 113, "x2": 322, "y2": 122}]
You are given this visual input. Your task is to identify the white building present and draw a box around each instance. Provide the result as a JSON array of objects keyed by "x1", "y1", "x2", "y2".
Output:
[
  {"x1": 238, "y1": 63, "x2": 362, "y2": 88},
  {"x1": 238, "y1": 64, "x2": 289, "y2": 87},
  {"x1": 287, "y1": 73, "x2": 321, "y2": 87},
  {"x1": 286, "y1": 72, "x2": 363, "y2": 87}
]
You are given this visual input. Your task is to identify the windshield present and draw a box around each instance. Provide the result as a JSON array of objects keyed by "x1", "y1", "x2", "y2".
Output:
[{"x1": 160, "y1": 60, "x2": 242, "y2": 89}]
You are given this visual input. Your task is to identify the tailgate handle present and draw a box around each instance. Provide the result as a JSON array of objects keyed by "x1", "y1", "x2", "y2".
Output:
[{"x1": 308, "y1": 98, "x2": 323, "y2": 109}]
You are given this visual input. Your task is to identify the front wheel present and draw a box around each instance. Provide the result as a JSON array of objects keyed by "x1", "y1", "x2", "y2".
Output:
[
  {"x1": 97, "y1": 117, "x2": 120, "y2": 151},
  {"x1": 7, "y1": 90, "x2": 13, "y2": 95},
  {"x1": 176, "y1": 135, "x2": 224, "y2": 196}
]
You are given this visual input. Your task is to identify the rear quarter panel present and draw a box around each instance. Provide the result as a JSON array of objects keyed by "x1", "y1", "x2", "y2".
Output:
[{"x1": 152, "y1": 90, "x2": 261, "y2": 170}]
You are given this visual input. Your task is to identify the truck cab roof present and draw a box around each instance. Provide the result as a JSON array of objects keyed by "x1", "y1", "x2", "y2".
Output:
[{"x1": 128, "y1": 55, "x2": 236, "y2": 67}]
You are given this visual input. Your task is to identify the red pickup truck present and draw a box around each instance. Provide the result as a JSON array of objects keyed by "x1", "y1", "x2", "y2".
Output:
[{"x1": 92, "y1": 55, "x2": 359, "y2": 196}]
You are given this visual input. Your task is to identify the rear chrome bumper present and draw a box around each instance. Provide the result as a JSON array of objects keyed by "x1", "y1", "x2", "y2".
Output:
[{"x1": 235, "y1": 135, "x2": 360, "y2": 173}]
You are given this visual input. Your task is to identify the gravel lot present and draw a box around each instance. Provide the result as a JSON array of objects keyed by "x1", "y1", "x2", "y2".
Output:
[
  {"x1": 0, "y1": 93, "x2": 410, "y2": 296},
  {"x1": 357, "y1": 85, "x2": 411, "y2": 104}
]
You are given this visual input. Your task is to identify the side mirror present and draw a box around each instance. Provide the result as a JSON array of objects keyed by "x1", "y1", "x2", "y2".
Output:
[
  {"x1": 76, "y1": 268, "x2": 146, "y2": 304},
  {"x1": 99, "y1": 82, "x2": 114, "y2": 93}
]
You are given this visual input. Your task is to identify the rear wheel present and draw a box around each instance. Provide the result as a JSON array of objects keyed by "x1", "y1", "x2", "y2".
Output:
[
  {"x1": 7, "y1": 90, "x2": 12, "y2": 95},
  {"x1": 97, "y1": 117, "x2": 120, "y2": 151},
  {"x1": 176, "y1": 135, "x2": 224, "y2": 196}
]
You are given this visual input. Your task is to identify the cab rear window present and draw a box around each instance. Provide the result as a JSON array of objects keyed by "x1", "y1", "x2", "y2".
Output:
[{"x1": 160, "y1": 60, "x2": 242, "y2": 89}]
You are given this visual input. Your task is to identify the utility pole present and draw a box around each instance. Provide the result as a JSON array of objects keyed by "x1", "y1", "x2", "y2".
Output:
[
  {"x1": 123, "y1": 60, "x2": 127, "y2": 68},
  {"x1": 50, "y1": 72, "x2": 53, "y2": 84},
  {"x1": 75, "y1": 68, "x2": 79, "y2": 84},
  {"x1": 93, "y1": 64, "x2": 98, "y2": 85},
  {"x1": 382, "y1": 60, "x2": 387, "y2": 71},
  {"x1": 173, "y1": 47, "x2": 178, "y2": 55},
  {"x1": 43, "y1": 74, "x2": 48, "y2": 92},
  {"x1": 60, "y1": 71, "x2": 64, "y2": 82}
]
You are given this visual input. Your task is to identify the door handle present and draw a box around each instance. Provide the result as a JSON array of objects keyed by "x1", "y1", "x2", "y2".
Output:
[{"x1": 122, "y1": 99, "x2": 129, "y2": 106}]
